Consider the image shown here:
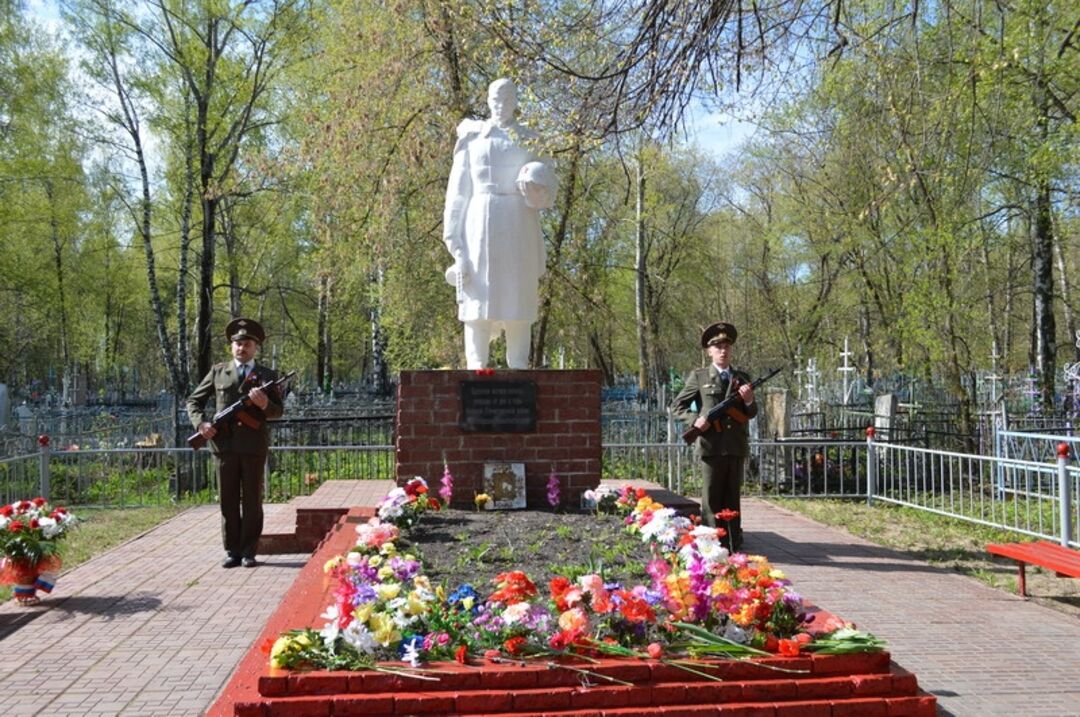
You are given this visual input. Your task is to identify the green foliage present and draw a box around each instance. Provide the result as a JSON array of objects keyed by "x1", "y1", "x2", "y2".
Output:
[{"x1": 0, "y1": 0, "x2": 1075, "y2": 399}]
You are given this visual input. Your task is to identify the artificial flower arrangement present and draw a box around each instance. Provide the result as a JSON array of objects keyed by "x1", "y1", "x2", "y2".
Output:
[
  {"x1": 376, "y1": 476, "x2": 440, "y2": 529},
  {"x1": 268, "y1": 479, "x2": 884, "y2": 676},
  {"x1": 0, "y1": 498, "x2": 78, "y2": 605}
]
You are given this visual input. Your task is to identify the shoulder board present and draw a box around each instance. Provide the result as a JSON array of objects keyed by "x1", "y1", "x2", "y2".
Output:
[{"x1": 456, "y1": 118, "x2": 484, "y2": 139}]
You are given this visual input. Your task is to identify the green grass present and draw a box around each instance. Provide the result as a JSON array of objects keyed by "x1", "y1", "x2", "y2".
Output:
[
  {"x1": 766, "y1": 497, "x2": 1080, "y2": 610},
  {"x1": 2, "y1": 504, "x2": 188, "y2": 602}
]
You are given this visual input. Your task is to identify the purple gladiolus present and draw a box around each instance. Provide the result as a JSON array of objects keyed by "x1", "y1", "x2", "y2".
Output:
[
  {"x1": 439, "y1": 464, "x2": 454, "y2": 505},
  {"x1": 546, "y1": 472, "x2": 561, "y2": 508}
]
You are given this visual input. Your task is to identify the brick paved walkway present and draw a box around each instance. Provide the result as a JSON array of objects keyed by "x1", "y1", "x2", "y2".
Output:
[
  {"x1": 744, "y1": 497, "x2": 1080, "y2": 717},
  {"x1": 1, "y1": 485, "x2": 1077, "y2": 716}
]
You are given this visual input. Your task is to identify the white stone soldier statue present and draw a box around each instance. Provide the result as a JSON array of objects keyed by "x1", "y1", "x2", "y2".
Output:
[{"x1": 443, "y1": 78, "x2": 557, "y2": 369}]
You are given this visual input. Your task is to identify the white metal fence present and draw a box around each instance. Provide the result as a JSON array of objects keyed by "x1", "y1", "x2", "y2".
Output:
[{"x1": 2, "y1": 430, "x2": 1077, "y2": 549}]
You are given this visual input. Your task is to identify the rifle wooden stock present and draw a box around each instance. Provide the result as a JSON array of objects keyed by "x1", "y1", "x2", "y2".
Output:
[
  {"x1": 187, "y1": 370, "x2": 296, "y2": 450},
  {"x1": 681, "y1": 367, "x2": 782, "y2": 445}
]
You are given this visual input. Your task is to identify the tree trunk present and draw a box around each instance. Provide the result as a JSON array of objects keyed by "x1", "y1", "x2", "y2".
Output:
[
  {"x1": 196, "y1": 191, "x2": 218, "y2": 380},
  {"x1": 370, "y1": 268, "x2": 388, "y2": 396},
  {"x1": 532, "y1": 143, "x2": 582, "y2": 366},
  {"x1": 635, "y1": 156, "x2": 649, "y2": 394},
  {"x1": 316, "y1": 272, "x2": 330, "y2": 391},
  {"x1": 1053, "y1": 234, "x2": 1078, "y2": 362},
  {"x1": 194, "y1": 16, "x2": 218, "y2": 381},
  {"x1": 45, "y1": 180, "x2": 71, "y2": 402},
  {"x1": 177, "y1": 91, "x2": 196, "y2": 393},
  {"x1": 1032, "y1": 178, "x2": 1056, "y2": 408}
]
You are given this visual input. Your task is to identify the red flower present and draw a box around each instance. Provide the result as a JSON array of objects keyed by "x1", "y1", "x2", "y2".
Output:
[
  {"x1": 484, "y1": 649, "x2": 501, "y2": 662},
  {"x1": 31, "y1": 497, "x2": 46, "y2": 507},
  {"x1": 646, "y1": 642, "x2": 663, "y2": 659},
  {"x1": 762, "y1": 634, "x2": 780, "y2": 653},
  {"x1": 7, "y1": 520, "x2": 24, "y2": 532},
  {"x1": 427, "y1": 497, "x2": 441, "y2": 510},
  {"x1": 29, "y1": 518, "x2": 39, "y2": 529},
  {"x1": 714, "y1": 509, "x2": 740, "y2": 523},
  {"x1": 616, "y1": 590, "x2": 656, "y2": 623},
  {"x1": 0, "y1": 505, "x2": 12, "y2": 517},
  {"x1": 503, "y1": 636, "x2": 526, "y2": 655},
  {"x1": 259, "y1": 638, "x2": 275, "y2": 655},
  {"x1": 490, "y1": 571, "x2": 538, "y2": 605},
  {"x1": 404, "y1": 480, "x2": 428, "y2": 498},
  {"x1": 778, "y1": 638, "x2": 801, "y2": 656},
  {"x1": 454, "y1": 645, "x2": 469, "y2": 664},
  {"x1": 548, "y1": 628, "x2": 583, "y2": 651}
]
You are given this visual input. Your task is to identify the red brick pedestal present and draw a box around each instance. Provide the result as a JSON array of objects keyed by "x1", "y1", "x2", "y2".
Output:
[{"x1": 395, "y1": 370, "x2": 602, "y2": 509}]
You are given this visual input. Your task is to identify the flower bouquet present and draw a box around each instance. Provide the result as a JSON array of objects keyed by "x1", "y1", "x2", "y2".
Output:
[
  {"x1": 376, "y1": 477, "x2": 439, "y2": 530},
  {"x1": 0, "y1": 498, "x2": 78, "y2": 605}
]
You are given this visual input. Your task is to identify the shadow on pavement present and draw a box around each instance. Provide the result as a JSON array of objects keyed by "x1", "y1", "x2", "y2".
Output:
[
  {"x1": 746, "y1": 532, "x2": 967, "y2": 575},
  {"x1": 51, "y1": 592, "x2": 164, "y2": 618}
]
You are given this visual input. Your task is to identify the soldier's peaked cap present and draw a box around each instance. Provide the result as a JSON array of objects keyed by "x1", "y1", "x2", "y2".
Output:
[
  {"x1": 701, "y1": 322, "x2": 737, "y2": 348},
  {"x1": 225, "y1": 317, "x2": 265, "y2": 344}
]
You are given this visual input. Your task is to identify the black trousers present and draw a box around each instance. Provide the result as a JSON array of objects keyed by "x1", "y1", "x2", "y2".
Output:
[
  {"x1": 216, "y1": 452, "x2": 266, "y2": 559},
  {"x1": 700, "y1": 455, "x2": 745, "y2": 550}
]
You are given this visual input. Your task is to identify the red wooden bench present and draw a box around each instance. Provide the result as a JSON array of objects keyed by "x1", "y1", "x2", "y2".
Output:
[{"x1": 986, "y1": 541, "x2": 1080, "y2": 597}]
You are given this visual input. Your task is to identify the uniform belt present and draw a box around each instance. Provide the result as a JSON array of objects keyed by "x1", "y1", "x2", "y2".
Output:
[{"x1": 475, "y1": 183, "x2": 518, "y2": 195}]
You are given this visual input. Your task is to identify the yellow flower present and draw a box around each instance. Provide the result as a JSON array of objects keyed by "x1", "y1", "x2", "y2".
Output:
[
  {"x1": 414, "y1": 575, "x2": 432, "y2": 592},
  {"x1": 369, "y1": 612, "x2": 400, "y2": 646},
  {"x1": 405, "y1": 591, "x2": 429, "y2": 615},
  {"x1": 732, "y1": 604, "x2": 755, "y2": 627},
  {"x1": 323, "y1": 556, "x2": 343, "y2": 573},
  {"x1": 380, "y1": 543, "x2": 397, "y2": 556},
  {"x1": 710, "y1": 578, "x2": 733, "y2": 596},
  {"x1": 353, "y1": 603, "x2": 373, "y2": 623},
  {"x1": 475, "y1": 493, "x2": 492, "y2": 510},
  {"x1": 375, "y1": 583, "x2": 401, "y2": 601},
  {"x1": 368, "y1": 555, "x2": 383, "y2": 567},
  {"x1": 269, "y1": 633, "x2": 313, "y2": 668},
  {"x1": 269, "y1": 636, "x2": 293, "y2": 667},
  {"x1": 462, "y1": 595, "x2": 475, "y2": 611},
  {"x1": 435, "y1": 584, "x2": 447, "y2": 601},
  {"x1": 377, "y1": 565, "x2": 394, "y2": 580}
]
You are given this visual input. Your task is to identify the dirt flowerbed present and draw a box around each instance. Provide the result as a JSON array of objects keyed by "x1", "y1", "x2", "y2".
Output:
[{"x1": 399, "y1": 507, "x2": 655, "y2": 592}]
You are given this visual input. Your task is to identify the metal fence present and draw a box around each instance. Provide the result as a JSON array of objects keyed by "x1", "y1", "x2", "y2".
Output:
[
  {"x1": 871, "y1": 438, "x2": 1079, "y2": 547},
  {"x1": 0, "y1": 442, "x2": 397, "y2": 509},
  {"x1": 2, "y1": 413, "x2": 1077, "y2": 549}
]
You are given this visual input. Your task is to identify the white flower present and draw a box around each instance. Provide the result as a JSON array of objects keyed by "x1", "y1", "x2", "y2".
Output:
[
  {"x1": 501, "y1": 602, "x2": 530, "y2": 625},
  {"x1": 39, "y1": 517, "x2": 61, "y2": 539},
  {"x1": 341, "y1": 621, "x2": 377, "y2": 654},
  {"x1": 317, "y1": 605, "x2": 342, "y2": 646},
  {"x1": 401, "y1": 640, "x2": 422, "y2": 668}
]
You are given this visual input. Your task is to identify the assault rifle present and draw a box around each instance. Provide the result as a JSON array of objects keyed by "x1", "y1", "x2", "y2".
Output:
[
  {"x1": 187, "y1": 370, "x2": 296, "y2": 450},
  {"x1": 681, "y1": 367, "x2": 782, "y2": 445}
]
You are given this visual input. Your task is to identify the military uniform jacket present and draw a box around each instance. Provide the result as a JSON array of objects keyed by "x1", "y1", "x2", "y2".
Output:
[
  {"x1": 186, "y1": 362, "x2": 283, "y2": 456},
  {"x1": 670, "y1": 366, "x2": 758, "y2": 458}
]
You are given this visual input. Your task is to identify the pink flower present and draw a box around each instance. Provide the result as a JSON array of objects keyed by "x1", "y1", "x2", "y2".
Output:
[
  {"x1": 439, "y1": 464, "x2": 454, "y2": 505},
  {"x1": 546, "y1": 472, "x2": 561, "y2": 508}
]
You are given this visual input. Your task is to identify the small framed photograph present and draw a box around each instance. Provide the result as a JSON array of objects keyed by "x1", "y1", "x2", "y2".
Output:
[{"x1": 483, "y1": 462, "x2": 527, "y2": 509}]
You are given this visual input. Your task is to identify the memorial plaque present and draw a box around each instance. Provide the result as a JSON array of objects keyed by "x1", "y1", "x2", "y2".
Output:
[
  {"x1": 460, "y1": 380, "x2": 537, "y2": 432},
  {"x1": 483, "y1": 462, "x2": 527, "y2": 509}
]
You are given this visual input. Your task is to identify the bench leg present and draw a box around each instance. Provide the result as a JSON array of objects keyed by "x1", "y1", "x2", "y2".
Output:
[{"x1": 1017, "y1": 562, "x2": 1027, "y2": 597}]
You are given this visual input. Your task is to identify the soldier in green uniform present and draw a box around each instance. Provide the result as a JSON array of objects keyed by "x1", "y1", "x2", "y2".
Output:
[
  {"x1": 187, "y1": 318, "x2": 283, "y2": 568},
  {"x1": 670, "y1": 322, "x2": 757, "y2": 551}
]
